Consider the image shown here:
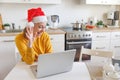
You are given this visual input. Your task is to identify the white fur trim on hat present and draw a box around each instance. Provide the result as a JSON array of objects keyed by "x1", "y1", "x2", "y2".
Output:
[
  {"x1": 32, "y1": 16, "x2": 47, "y2": 23},
  {"x1": 27, "y1": 22, "x2": 34, "y2": 27}
]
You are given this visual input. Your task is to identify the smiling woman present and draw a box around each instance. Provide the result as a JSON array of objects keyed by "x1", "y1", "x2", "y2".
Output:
[{"x1": 15, "y1": 7, "x2": 53, "y2": 65}]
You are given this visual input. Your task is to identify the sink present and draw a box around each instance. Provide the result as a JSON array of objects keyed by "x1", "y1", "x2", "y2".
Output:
[{"x1": 0, "y1": 29, "x2": 23, "y2": 33}]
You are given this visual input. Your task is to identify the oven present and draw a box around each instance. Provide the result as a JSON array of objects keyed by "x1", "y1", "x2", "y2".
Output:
[{"x1": 65, "y1": 31, "x2": 92, "y2": 61}]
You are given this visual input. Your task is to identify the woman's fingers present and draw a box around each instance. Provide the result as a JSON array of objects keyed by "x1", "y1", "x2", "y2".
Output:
[
  {"x1": 26, "y1": 27, "x2": 31, "y2": 34},
  {"x1": 25, "y1": 27, "x2": 34, "y2": 40}
]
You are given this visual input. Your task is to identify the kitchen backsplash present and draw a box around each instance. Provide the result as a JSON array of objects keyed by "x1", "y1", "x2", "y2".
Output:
[{"x1": 0, "y1": 0, "x2": 118, "y2": 29}]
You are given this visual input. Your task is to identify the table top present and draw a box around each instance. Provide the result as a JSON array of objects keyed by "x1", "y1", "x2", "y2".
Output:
[
  {"x1": 85, "y1": 61, "x2": 104, "y2": 80},
  {"x1": 4, "y1": 62, "x2": 91, "y2": 80}
]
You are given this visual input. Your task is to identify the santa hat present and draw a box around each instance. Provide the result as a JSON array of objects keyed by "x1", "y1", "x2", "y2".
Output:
[{"x1": 27, "y1": 7, "x2": 47, "y2": 27}]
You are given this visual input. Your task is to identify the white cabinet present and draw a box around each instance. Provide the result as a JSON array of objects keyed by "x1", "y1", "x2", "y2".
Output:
[
  {"x1": 81, "y1": 0, "x2": 120, "y2": 5},
  {"x1": 110, "y1": 31, "x2": 120, "y2": 57},
  {"x1": 0, "y1": 0, "x2": 61, "y2": 4},
  {"x1": 0, "y1": 36, "x2": 16, "y2": 80},
  {"x1": 92, "y1": 31, "x2": 120, "y2": 57},
  {"x1": 92, "y1": 32, "x2": 111, "y2": 51},
  {"x1": 50, "y1": 34, "x2": 65, "y2": 52}
]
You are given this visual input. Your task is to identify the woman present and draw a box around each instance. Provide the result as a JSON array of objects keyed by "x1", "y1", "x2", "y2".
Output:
[{"x1": 15, "y1": 7, "x2": 53, "y2": 65}]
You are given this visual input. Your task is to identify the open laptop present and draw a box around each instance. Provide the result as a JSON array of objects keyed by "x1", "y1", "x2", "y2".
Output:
[{"x1": 30, "y1": 49, "x2": 76, "y2": 78}]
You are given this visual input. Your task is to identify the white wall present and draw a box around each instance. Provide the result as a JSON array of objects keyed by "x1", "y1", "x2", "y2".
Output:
[{"x1": 0, "y1": 0, "x2": 117, "y2": 29}]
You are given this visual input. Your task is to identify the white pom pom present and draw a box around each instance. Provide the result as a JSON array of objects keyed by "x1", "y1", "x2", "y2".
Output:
[{"x1": 27, "y1": 22, "x2": 34, "y2": 27}]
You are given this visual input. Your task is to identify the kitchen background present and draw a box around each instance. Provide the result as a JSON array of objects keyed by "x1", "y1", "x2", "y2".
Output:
[{"x1": 0, "y1": 0, "x2": 119, "y2": 29}]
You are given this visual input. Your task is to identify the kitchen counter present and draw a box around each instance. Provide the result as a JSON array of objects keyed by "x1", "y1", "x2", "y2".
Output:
[
  {"x1": 90, "y1": 27, "x2": 120, "y2": 32},
  {"x1": 0, "y1": 29, "x2": 66, "y2": 36}
]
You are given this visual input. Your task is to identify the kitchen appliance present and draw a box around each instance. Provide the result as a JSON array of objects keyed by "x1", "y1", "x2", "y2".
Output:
[
  {"x1": 48, "y1": 15, "x2": 59, "y2": 28},
  {"x1": 62, "y1": 27, "x2": 92, "y2": 61},
  {"x1": 107, "y1": 11, "x2": 119, "y2": 27}
]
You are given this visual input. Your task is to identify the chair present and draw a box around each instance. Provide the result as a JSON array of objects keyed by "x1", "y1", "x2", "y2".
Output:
[{"x1": 79, "y1": 46, "x2": 114, "y2": 62}]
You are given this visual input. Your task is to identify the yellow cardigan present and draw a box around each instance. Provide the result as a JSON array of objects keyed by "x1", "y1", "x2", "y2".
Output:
[{"x1": 15, "y1": 32, "x2": 53, "y2": 65}]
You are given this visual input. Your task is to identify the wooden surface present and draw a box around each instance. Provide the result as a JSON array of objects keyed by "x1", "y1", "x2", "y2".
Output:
[
  {"x1": 0, "y1": 29, "x2": 66, "y2": 36},
  {"x1": 85, "y1": 61, "x2": 104, "y2": 80},
  {"x1": 0, "y1": 14, "x2": 3, "y2": 30},
  {"x1": 91, "y1": 27, "x2": 120, "y2": 32},
  {"x1": 46, "y1": 28, "x2": 66, "y2": 34}
]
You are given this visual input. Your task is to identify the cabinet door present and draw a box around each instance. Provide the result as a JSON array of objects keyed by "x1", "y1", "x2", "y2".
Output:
[
  {"x1": 0, "y1": 36, "x2": 16, "y2": 80},
  {"x1": 110, "y1": 32, "x2": 120, "y2": 57},
  {"x1": 85, "y1": 0, "x2": 117, "y2": 5},
  {"x1": 50, "y1": 34, "x2": 64, "y2": 52},
  {"x1": 0, "y1": 0, "x2": 61, "y2": 4},
  {"x1": 111, "y1": 31, "x2": 120, "y2": 39},
  {"x1": 92, "y1": 32, "x2": 111, "y2": 51},
  {"x1": 110, "y1": 39, "x2": 120, "y2": 57},
  {"x1": 92, "y1": 32, "x2": 111, "y2": 41}
]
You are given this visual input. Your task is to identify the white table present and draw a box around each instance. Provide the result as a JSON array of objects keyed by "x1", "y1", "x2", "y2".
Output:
[{"x1": 4, "y1": 62, "x2": 91, "y2": 80}]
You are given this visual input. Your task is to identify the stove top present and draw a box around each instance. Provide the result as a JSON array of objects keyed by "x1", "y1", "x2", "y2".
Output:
[
  {"x1": 60, "y1": 27, "x2": 92, "y2": 40},
  {"x1": 61, "y1": 27, "x2": 89, "y2": 32}
]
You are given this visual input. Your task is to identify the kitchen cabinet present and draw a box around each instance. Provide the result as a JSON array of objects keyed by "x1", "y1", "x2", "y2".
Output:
[
  {"x1": 92, "y1": 32, "x2": 111, "y2": 51},
  {"x1": 92, "y1": 31, "x2": 120, "y2": 57},
  {"x1": 0, "y1": 0, "x2": 61, "y2": 4},
  {"x1": 81, "y1": 0, "x2": 120, "y2": 5},
  {"x1": 50, "y1": 34, "x2": 65, "y2": 52},
  {"x1": 0, "y1": 36, "x2": 16, "y2": 80},
  {"x1": 110, "y1": 31, "x2": 120, "y2": 57}
]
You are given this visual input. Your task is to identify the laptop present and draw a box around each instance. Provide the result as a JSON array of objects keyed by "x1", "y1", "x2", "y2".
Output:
[{"x1": 30, "y1": 49, "x2": 76, "y2": 78}]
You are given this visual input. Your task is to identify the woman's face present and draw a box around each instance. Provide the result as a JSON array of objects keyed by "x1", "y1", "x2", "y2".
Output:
[{"x1": 33, "y1": 22, "x2": 46, "y2": 37}]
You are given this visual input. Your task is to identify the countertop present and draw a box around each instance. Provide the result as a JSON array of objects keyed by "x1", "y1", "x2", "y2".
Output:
[
  {"x1": 0, "y1": 27, "x2": 120, "y2": 36},
  {"x1": 0, "y1": 29, "x2": 66, "y2": 36},
  {"x1": 90, "y1": 27, "x2": 120, "y2": 32}
]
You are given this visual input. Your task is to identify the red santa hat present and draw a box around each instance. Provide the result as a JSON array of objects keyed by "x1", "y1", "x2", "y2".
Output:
[{"x1": 27, "y1": 7, "x2": 47, "y2": 27}]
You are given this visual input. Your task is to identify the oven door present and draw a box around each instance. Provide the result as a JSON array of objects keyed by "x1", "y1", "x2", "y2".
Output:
[{"x1": 66, "y1": 41, "x2": 91, "y2": 61}]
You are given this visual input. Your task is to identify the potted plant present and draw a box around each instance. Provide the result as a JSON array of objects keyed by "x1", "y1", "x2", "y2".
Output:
[
  {"x1": 3, "y1": 23, "x2": 10, "y2": 30},
  {"x1": 96, "y1": 20, "x2": 104, "y2": 28}
]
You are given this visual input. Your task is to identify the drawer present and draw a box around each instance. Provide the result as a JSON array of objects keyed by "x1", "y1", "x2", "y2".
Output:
[
  {"x1": 92, "y1": 32, "x2": 111, "y2": 40},
  {"x1": 0, "y1": 36, "x2": 15, "y2": 42},
  {"x1": 110, "y1": 39, "x2": 120, "y2": 50},
  {"x1": 50, "y1": 34, "x2": 64, "y2": 42},
  {"x1": 52, "y1": 43, "x2": 64, "y2": 52},
  {"x1": 92, "y1": 41, "x2": 110, "y2": 51},
  {"x1": 110, "y1": 39, "x2": 120, "y2": 56},
  {"x1": 111, "y1": 32, "x2": 120, "y2": 39}
]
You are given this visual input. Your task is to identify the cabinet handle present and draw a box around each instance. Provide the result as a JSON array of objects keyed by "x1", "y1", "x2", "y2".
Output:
[
  {"x1": 96, "y1": 36, "x2": 106, "y2": 38},
  {"x1": 96, "y1": 47, "x2": 105, "y2": 49},
  {"x1": 114, "y1": 46, "x2": 120, "y2": 48},
  {"x1": 2, "y1": 40, "x2": 14, "y2": 42},
  {"x1": 115, "y1": 35, "x2": 120, "y2": 38},
  {"x1": 50, "y1": 38, "x2": 53, "y2": 40}
]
